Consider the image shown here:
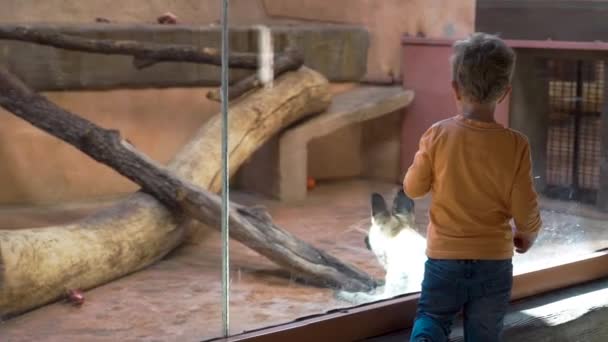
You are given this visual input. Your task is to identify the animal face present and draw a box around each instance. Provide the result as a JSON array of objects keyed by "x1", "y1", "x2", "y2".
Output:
[
  {"x1": 365, "y1": 189, "x2": 418, "y2": 270},
  {"x1": 365, "y1": 189, "x2": 416, "y2": 248}
]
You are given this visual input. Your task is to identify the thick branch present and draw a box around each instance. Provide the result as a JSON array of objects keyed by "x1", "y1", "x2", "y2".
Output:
[
  {"x1": 0, "y1": 25, "x2": 305, "y2": 96},
  {"x1": 0, "y1": 67, "x2": 376, "y2": 293},
  {"x1": 0, "y1": 25, "x2": 261, "y2": 69}
]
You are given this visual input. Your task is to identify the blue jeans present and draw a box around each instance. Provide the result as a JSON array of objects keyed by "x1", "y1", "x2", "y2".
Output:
[{"x1": 410, "y1": 258, "x2": 513, "y2": 342}]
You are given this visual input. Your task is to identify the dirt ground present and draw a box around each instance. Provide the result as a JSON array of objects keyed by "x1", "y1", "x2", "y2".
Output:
[{"x1": 0, "y1": 180, "x2": 606, "y2": 341}]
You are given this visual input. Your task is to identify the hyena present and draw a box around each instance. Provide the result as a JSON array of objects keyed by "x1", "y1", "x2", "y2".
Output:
[{"x1": 337, "y1": 189, "x2": 427, "y2": 305}]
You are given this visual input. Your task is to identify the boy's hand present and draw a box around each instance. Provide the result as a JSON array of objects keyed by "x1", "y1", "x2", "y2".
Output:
[{"x1": 513, "y1": 231, "x2": 537, "y2": 254}]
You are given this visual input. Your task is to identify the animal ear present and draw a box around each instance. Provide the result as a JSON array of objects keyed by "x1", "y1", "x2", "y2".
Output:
[
  {"x1": 393, "y1": 189, "x2": 414, "y2": 215},
  {"x1": 371, "y1": 193, "x2": 390, "y2": 219}
]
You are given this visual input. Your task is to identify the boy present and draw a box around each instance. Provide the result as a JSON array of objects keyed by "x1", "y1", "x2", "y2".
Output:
[{"x1": 404, "y1": 33, "x2": 542, "y2": 342}]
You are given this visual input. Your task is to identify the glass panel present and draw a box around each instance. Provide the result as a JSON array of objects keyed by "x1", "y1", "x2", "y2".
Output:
[
  {"x1": 223, "y1": 1, "x2": 608, "y2": 338},
  {"x1": 226, "y1": 0, "x2": 428, "y2": 335},
  {"x1": 0, "y1": 4, "x2": 224, "y2": 341},
  {"x1": 6, "y1": 2, "x2": 607, "y2": 341},
  {"x1": 512, "y1": 56, "x2": 608, "y2": 274}
]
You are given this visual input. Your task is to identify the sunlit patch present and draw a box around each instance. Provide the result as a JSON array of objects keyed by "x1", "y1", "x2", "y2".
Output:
[
  {"x1": 513, "y1": 207, "x2": 606, "y2": 274},
  {"x1": 517, "y1": 286, "x2": 608, "y2": 326}
]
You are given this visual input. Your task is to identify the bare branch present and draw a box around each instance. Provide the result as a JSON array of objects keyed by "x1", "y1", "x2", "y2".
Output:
[
  {"x1": 207, "y1": 49, "x2": 305, "y2": 102},
  {"x1": 0, "y1": 25, "x2": 260, "y2": 68}
]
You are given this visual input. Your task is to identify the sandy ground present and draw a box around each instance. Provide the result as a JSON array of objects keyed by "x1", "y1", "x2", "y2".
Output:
[{"x1": 0, "y1": 180, "x2": 606, "y2": 341}]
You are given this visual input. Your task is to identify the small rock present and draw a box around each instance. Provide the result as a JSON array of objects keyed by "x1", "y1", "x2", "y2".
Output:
[{"x1": 157, "y1": 12, "x2": 178, "y2": 25}]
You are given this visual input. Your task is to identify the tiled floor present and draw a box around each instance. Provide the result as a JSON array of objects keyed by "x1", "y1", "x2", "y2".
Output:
[{"x1": 0, "y1": 179, "x2": 607, "y2": 341}]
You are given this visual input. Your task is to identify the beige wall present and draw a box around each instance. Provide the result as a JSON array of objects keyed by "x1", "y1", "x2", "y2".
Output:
[
  {"x1": 264, "y1": 0, "x2": 475, "y2": 182},
  {"x1": 0, "y1": 89, "x2": 218, "y2": 204},
  {"x1": 0, "y1": 84, "x2": 353, "y2": 205},
  {"x1": 0, "y1": 0, "x2": 475, "y2": 204},
  {"x1": 1, "y1": 0, "x2": 475, "y2": 83},
  {"x1": 263, "y1": 0, "x2": 475, "y2": 83},
  {"x1": 285, "y1": 0, "x2": 475, "y2": 182},
  {"x1": 0, "y1": 0, "x2": 269, "y2": 26}
]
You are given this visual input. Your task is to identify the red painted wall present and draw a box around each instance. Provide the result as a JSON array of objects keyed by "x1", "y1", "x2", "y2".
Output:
[
  {"x1": 399, "y1": 37, "x2": 608, "y2": 173},
  {"x1": 400, "y1": 38, "x2": 510, "y2": 173}
]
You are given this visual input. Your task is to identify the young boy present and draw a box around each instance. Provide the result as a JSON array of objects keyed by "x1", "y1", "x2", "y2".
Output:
[{"x1": 404, "y1": 33, "x2": 543, "y2": 342}]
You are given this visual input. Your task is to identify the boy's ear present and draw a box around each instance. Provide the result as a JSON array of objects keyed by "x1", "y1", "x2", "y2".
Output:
[
  {"x1": 497, "y1": 85, "x2": 512, "y2": 104},
  {"x1": 451, "y1": 81, "x2": 461, "y2": 101}
]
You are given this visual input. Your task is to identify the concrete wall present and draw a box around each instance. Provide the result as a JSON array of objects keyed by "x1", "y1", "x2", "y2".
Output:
[
  {"x1": 1, "y1": 0, "x2": 475, "y2": 83},
  {"x1": 0, "y1": 0, "x2": 269, "y2": 26},
  {"x1": 0, "y1": 83, "x2": 359, "y2": 205},
  {"x1": 1, "y1": 24, "x2": 369, "y2": 90},
  {"x1": 263, "y1": 0, "x2": 476, "y2": 183},
  {"x1": 0, "y1": 88, "x2": 217, "y2": 204},
  {"x1": 263, "y1": 0, "x2": 475, "y2": 83}
]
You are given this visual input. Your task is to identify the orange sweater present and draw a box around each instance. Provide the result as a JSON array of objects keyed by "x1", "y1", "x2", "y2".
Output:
[{"x1": 404, "y1": 115, "x2": 542, "y2": 260}]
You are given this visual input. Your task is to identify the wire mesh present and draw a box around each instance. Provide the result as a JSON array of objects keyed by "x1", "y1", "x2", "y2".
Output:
[{"x1": 545, "y1": 59, "x2": 603, "y2": 204}]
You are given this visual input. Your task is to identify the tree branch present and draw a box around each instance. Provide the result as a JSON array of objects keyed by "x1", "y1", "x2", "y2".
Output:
[
  {"x1": 207, "y1": 48, "x2": 305, "y2": 102},
  {"x1": 0, "y1": 66, "x2": 377, "y2": 292},
  {"x1": 0, "y1": 25, "x2": 257, "y2": 69},
  {"x1": 0, "y1": 24, "x2": 306, "y2": 95}
]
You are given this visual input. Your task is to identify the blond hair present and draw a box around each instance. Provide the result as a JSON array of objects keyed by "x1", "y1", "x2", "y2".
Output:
[{"x1": 450, "y1": 33, "x2": 515, "y2": 104}]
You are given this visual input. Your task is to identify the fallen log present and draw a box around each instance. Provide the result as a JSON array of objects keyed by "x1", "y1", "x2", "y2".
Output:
[{"x1": 0, "y1": 66, "x2": 376, "y2": 318}]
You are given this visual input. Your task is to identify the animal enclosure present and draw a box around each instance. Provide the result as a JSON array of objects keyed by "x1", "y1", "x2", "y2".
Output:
[{"x1": 1, "y1": 2, "x2": 608, "y2": 341}]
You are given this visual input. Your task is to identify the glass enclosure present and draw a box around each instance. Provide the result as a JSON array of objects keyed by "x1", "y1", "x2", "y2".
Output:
[{"x1": 0, "y1": 1, "x2": 607, "y2": 341}]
